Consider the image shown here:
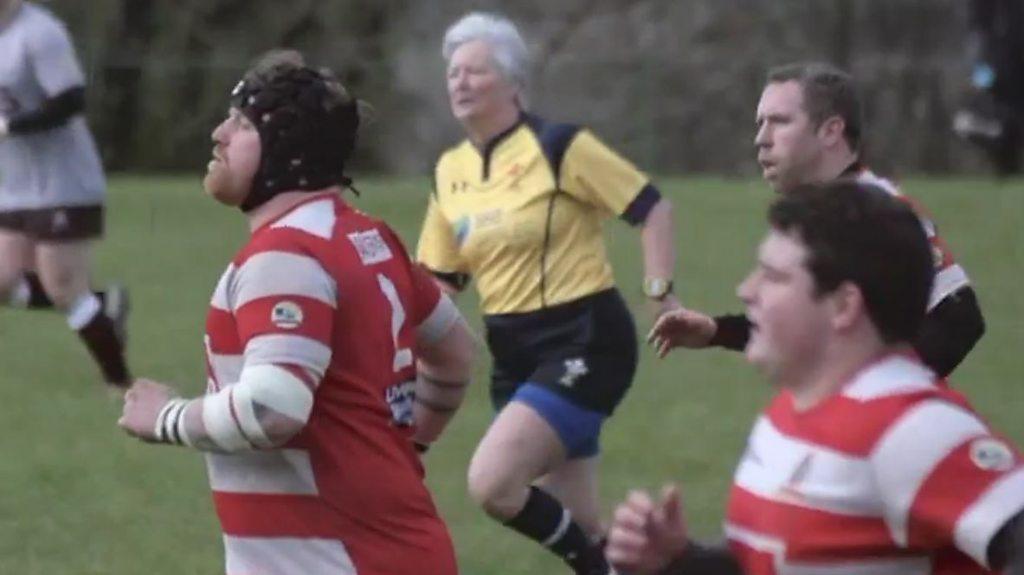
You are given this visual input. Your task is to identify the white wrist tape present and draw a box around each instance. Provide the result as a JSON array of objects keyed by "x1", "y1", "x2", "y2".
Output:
[{"x1": 154, "y1": 398, "x2": 192, "y2": 446}]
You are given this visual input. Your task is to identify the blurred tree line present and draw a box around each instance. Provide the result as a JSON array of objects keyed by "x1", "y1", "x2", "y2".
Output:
[{"x1": 47, "y1": 0, "x2": 979, "y2": 175}]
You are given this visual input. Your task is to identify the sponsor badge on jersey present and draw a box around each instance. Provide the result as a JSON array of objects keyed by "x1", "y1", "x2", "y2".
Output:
[
  {"x1": 347, "y1": 229, "x2": 393, "y2": 265},
  {"x1": 271, "y1": 301, "x2": 304, "y2": 330},
  {"x1": 969, "y1": 437, "x2": 1015, "y2": 472},
  {"x1": 385, "y1": 380, "x2": 416, "y2": 427}
]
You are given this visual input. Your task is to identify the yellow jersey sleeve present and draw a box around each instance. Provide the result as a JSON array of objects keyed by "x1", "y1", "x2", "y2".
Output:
[
  {"x1": 559, "y1": 130, "x2": 650, "y2": 216},
  {"x1": 416, "y1": 192, "x2": 466, "y2": 275}
]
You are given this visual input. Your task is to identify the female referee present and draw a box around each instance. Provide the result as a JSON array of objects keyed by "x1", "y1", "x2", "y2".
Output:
[{"x1": 416, "y1": 12, "x2": 683, "y2": 575}]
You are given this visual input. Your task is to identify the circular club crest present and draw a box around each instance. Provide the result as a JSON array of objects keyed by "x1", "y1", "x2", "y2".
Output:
[
  {"x1": 969, "y1": 438, "x2": 1015, "y2": 472},
  {"x1": 271, "y1": 301, "x2": 304, "y2": 330}
]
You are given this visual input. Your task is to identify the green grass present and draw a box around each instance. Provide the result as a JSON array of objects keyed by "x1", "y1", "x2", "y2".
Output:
[{"x1": 1, "y1": 175, "x2": 1021, "y2": 574}]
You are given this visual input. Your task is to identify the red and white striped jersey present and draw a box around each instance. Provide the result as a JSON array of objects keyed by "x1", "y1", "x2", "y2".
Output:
[
  {"x1": 203, "y1": 193, "x2": 458, "y2": 575},
  {"x1": 726, "y1": 353, "x2": 1024, "y2": 575},
  {"x1": 853, "y1": 169, "x2": 970, "y2": 310}
]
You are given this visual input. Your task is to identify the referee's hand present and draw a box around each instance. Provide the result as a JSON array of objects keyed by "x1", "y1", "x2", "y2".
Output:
[
  {"x1": 648, "y1": 292, "x2": 681, "y2": 317},
  {"x1": 647, "y1": 307, "x2": 717, "y2": 357}
]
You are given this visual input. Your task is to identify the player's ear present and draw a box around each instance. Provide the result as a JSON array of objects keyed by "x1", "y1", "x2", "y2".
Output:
[
  {"x1": 818, "y1": 115, "x2": 846, "y2": 147},
  {"x1": 828, "y1": 281, "x2": 865, "y2": 333}
]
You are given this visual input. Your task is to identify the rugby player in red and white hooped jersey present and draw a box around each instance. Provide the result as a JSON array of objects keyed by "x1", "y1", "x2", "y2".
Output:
[
  {"x1": 649, "y1": 63, "x2": 984, "y2": 379},
  {"x1": 118, "y1": 51, "x2": 476, "y2": 575},
  {"x1": 606, "y1": 181, "x2": 1024, "y2": 575}
]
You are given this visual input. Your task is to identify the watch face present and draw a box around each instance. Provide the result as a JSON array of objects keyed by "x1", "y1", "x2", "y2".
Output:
[{"x1": 644, "y1": 278, "x2": 669, "y2": 298}]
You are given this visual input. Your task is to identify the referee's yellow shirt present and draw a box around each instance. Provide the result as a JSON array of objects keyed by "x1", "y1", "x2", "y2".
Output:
[{"x1": 417, "y1": 114, "x2": 659, "y2": 315}]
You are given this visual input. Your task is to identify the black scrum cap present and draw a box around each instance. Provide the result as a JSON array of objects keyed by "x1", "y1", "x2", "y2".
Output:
[{"x1": 230, "y1": 62, "x2": 360, "y2": 211}]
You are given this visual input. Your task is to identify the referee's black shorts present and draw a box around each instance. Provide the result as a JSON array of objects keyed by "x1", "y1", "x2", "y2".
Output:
[{"x1": 484, "y1": 288, "x2": 638, "y2": 417}]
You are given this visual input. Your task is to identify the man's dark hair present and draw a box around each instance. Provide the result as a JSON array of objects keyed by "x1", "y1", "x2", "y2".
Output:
[
  {"x1": 767, "y1": 62, "x2": 863, "y2": 152},
  {"x1": 767, "y1": 181, "x2": 933, "y2": 344}
]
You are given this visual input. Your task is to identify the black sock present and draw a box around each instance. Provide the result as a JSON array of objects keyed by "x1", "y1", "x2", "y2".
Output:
[
  {"x1": 504, "y1": 486, "x2": 608, "y2": 574},
  {"x1": 77, "y1": 312, "x2": 130, "y2": 386},
  {"x1": 23, "y1": 272, "x2": 53, "y2": 308}
]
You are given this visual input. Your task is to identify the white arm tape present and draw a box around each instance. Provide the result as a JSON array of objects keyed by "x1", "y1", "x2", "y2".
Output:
[
  {"x1": 417, "y1": 293, "x2": 460, "y2": 346},
  {"x1": 203, "y1": 388, "x2": 257, "y2": 451},
  {"x1": 240, "y1": 363, "x2": 315, "y2": 422},
  {"x1": 201, "y1": 364, "x2": 314, "y2": 452}
]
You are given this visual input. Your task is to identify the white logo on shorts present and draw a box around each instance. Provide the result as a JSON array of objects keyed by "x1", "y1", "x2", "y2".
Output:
[
  {"x1": 51, "y1": 210, "x2": 69, "y2": 232},
  {"x1": 271, "y1": 301, "x2": 304, "y2": 330},
  {"x1": 559, "y1": 357, "x2": 589, "y2": 388}
]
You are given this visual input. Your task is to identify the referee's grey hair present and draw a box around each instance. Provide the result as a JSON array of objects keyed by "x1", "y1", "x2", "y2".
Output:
[{"x1": 442, "y1": 12, "x2": 530, "y2": 108}]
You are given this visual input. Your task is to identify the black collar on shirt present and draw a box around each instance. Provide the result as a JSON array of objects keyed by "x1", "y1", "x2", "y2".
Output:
[
  {"x1": 839, "y1": 160, "x2": 864, "y2": 178},
  {"x1": 478, "y1": 112, "x2": 527, "y2": 181}
]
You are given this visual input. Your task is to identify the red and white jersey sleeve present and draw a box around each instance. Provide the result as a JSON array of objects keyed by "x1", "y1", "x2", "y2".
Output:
[
  {"x1": 871, "y1": 398, "x2": 1024, "y2": 567},
  {"x1": 726, "y1": 354, "x2": 1024, "y2": 575},
  {"x1": 206, "y1": 236, "x2": 336, "y2": 393},
  {"x1": 410, "y1": 262, "x2": 459, "y2": 345},
  {"x1": 855, "y1": 169, "x2": 971, "y2": 310},
  {"x1": 229, "y1": 244, "x2": 336, "y2": 376}
]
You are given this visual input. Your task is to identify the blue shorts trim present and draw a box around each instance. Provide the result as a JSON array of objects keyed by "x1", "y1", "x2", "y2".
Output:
[{"x1": 512, "y1": 383, "x2": 604, "y2": 459}]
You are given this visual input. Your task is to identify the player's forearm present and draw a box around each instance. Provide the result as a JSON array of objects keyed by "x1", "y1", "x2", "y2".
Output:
[
  {"x1": 658, "y1": 541, "x2": 743, "y2": 575},
  {"x1": 411, "y1": 376, "x2": 467, "y2": 446},
  {"x1": 411, "y1": 319, "x2": 475, "y2": 446},
  {"x1": 641, "y1": 198, "x2": 677, "y2": 281},
  {"x1": 709, "y1": 313, "x2": 752, "y2": 351},
  {"x1": 411, "y1": 365, "x2": 471, "y2": 446},
  {"x1": 156, "y1": 364, "x2": 315, "y2": 452},
  {"x1": 913, "y1": 286, "x2": 985, "y2": 377},
  {"x1": 167, "y1": 397, "x2": 306, "y2": 453},
  {"x1": 7, "y1": 86, "x2": 85, "y2": 135}
]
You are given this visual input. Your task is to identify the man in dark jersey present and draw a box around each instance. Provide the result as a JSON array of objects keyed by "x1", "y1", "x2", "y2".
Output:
[{"x1": 650, "y1": 63, "x2": 984, "y2": 378}]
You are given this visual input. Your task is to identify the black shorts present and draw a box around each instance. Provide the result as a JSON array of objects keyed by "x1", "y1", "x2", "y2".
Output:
[
  {"x1": 484, "y1": 288, "x2": 638, "y2": 416},
  {"x1": 0, "y1": 205, "x2": 104, "y2": 241}
]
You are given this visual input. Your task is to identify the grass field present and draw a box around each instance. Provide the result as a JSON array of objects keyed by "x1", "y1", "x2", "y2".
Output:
[{"x1": 0, "y1": 175, "x2": 1021, "y2": 574}]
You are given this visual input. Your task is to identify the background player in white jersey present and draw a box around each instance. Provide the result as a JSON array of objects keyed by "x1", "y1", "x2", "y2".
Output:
[
  {"x1": 117, "y1": 52, "x2": 476, "y2": 574},
  {"x1": 605, "y1": 181, "x2": 1024, "y2": 574},
  {"x1": 650, "y1": 62, "x2": 984, "y2": 378},
  {"x1": 0, "y1": 0, "x2": 130, "y2": 388}
]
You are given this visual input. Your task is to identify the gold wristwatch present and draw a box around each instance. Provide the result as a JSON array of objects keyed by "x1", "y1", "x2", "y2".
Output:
[{"x1": 643, "y1": 277, "x2": 674, "y2": 301}]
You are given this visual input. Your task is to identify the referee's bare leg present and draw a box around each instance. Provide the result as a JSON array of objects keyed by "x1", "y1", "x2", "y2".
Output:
[{"x1": 468, "y1": 401, "x2": 611, "y2": 574}]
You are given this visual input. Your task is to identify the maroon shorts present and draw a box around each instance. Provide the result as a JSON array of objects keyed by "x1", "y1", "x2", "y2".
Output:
[{"x1": 0, "y1": 205, "x2": 104, "y2": 241}]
